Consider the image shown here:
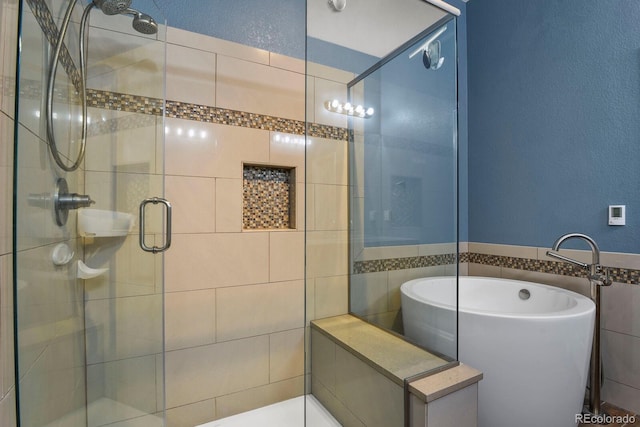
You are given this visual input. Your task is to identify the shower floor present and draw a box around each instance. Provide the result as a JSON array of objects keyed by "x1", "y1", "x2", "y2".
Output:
[{"x1": 198, "y1": 395, "x2": 341, "y2": 427}]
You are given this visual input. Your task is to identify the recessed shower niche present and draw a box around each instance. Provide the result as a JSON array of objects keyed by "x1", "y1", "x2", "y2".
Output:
[{"x1": 243, "y1": 164, "x2": 297, "y2": 230}]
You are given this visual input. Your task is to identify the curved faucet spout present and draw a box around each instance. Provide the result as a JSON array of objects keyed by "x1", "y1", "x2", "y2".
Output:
[{"x1": 550, "y1": 232, "x2": 600, "y2": 265}]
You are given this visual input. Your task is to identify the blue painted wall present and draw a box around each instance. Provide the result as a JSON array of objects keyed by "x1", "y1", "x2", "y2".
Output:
[
  {"x1": 467, "y1": 0, "x2": 640, "y2": 253},
  {"x1": 150, "y1": 0, "x2": 306, "y2": 58}
]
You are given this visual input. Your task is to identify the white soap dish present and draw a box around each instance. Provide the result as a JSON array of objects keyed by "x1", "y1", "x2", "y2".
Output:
[
  {"x1": 77, "y1": 260, "x2": 108, "y2": 280},
  {"x1": 78, "y1": 209, "x2": 135, "y2": 237}
]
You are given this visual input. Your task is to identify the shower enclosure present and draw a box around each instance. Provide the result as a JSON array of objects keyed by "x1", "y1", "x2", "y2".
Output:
[
  {"x1": 13, "y1": 0, "x2": 167, "y2": 425},
  {"x1": 9, "y1": 0, "x2": 459, "y2": 426}
]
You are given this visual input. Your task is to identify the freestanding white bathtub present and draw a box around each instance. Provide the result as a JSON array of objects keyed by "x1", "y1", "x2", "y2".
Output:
[{"x1": 401, "y1": 276, "x2": 595, "y2": 427}]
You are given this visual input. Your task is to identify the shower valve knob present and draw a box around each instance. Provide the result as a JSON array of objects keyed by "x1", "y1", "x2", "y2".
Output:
[{"x1": 54, "y1": 178, "x2": 95, "y2": 226}]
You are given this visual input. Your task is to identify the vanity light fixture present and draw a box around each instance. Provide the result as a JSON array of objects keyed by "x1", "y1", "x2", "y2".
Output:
[{"x1": 324, "y1": 99, "x2": 374, "y2": 118}]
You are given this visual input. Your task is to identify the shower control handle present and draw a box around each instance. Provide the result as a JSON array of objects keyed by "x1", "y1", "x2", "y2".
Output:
[
  {"x1": 139, "y1": 197, "x2": 172, "y2": 253},
  {"x1": 54, "y1": 178, "x2": 95, "y2": 226}
]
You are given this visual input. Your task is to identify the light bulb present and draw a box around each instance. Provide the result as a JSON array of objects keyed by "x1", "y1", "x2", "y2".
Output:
[
  {"x1": 366, "y1": 107, "x2": 375, "y2": 116},
  {"x1": 331, "y1": 99, "x2": 340, "y2": 109}
]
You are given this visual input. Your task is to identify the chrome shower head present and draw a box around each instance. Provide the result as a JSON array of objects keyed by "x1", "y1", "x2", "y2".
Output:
[
  {"x1": 122, "y1": 7, "x2": 158, "y2": 34},
  {"x1": 93, "y1": 0, "x2": 132, "y2": 15}
]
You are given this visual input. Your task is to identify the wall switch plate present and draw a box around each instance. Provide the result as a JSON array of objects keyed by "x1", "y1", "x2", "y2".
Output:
[{"x1": 608, "y1": 205, "x2": 625, "y2": 226}]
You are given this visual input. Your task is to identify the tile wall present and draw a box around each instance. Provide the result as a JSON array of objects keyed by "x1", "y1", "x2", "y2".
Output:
[{"x1": 161, "y1": 27, "x2": 351, "y2": 426}]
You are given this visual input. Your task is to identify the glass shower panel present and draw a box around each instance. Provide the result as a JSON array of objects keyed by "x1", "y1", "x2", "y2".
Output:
[
  {"x1": 14, "y1": 0, "x2": 166, "y2": 426},
  {"x1": 349, "y1": 19, "x2": 459, "y2": 359}
]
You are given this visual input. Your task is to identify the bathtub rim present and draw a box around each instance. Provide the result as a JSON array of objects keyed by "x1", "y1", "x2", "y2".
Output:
[{"x1": 401, "y1": 275, "x2": 595, "y2": 320}]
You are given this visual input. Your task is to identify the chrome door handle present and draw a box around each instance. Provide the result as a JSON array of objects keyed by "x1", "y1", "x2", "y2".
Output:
[{"x1": 139, "y1": 197, "x2": 172, "y2": 253}]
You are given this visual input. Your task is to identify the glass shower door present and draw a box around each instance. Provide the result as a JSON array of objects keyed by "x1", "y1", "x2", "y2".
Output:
[{"x1": 13, "y1": 1, "x2": 167, "y2": 426}]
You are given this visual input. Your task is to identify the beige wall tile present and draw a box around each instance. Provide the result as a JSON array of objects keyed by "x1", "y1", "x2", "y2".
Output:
[
  {"x1": 295, "y1": 182, "x2": 306, "y2": 231},
  {"x1": 306, "y1": 279, "x2": 316, "y2": 325},
  {"x1": 166, "y1": 43, "x2": 216, "y2": 105},
  {"x1": 270, "y1": 231, "x2": 304, "y2": 282},
  {"x1": 314, "y1": 275, "x2": 348, "y2": 320},
  {"x1": 426, "y1": 384, "x2": 478, "y2": 427},
  {"x1": 0, "y1": 387, "x2": 16, "y2": 427},
  {"x1": 350, "y1": 271, "x2": 389, "y2": 316},
  {"x1": 0, "y1": 113, "x2": 13, "y2": 257},
  {"x1": 0, "y1": 2, "x2": 18, "y2": 118},
  {"x1": 87, "y1": 355, "x2": 159, "y2": 419},
  {"x1": 0, "y1": 254, "x2": 14, "y2": 397},
  {"x1": 270, "y1": 329, "x2": 305, "y2": 382},
  {"x1": 270, "y1": 52, "x2": 305, "y2": 74},
  {"x1": 602, "y1": 379, "x2": 640, "y2": 415},
  {"x1": 216, "y1": 280, "x2": 304, "y2": 342},
  {"x1": 165, "y1": 119, "x2": 270, "y2": 178},
  {"x1": 602, "y1": 282, "x2": 640, "y2": 337},
  {"x1": 269, "y1": 132, "x2": 305, "y2": 182},
  {"x1": 215, "y1": 376, "x2": 304, "y2": 420},
  {"x1": 0, "y1": 166, "x2": 11, "y2": 257},
  {"x1": 84, "y1": 109, "x2": 159, "y2": 174},
  {"x1": 306, "y1": 137, "x2": 348, "y2": 185},
  {"x1": 305, "y1": 183, "x2": 315, "y2": 232},
  {"x1": 165, "y1": 232, "x2": 269, "y2": 291},
  {"x1": 217, "y1": 56, "x2": 305, "y2": 121},
  {"x1": 165, "y1": 336, "x2": 269, "y2": 408},
  {"x1": 418, "y1": 243, "x2": 458, "y2": 256},
  {"x1": 314, "y1": 184, "x2": 348, "y2": 231},
  {"x1": 306, "y1": 231, "x2": 348, "y2": 278},
  {"x1": 311, "y1": 329, "x2": 336, "y2": 394},
  {"x1": 602, "y1": 330, "x2": 640, "y2": 390},
  {"x1": 215, "y1": 178, "x2": 242, "y2": 232},
  {"x1": 469, "y1": 242, "x2": 537, "y2": 259},
  {"x1": 361, "y1": 244, "x2": 419, "y2": 262},
  {"x1": 87, "y1": 27, "x2": 165, "y2": 99},
  {"x1": 165, "y1": 290, "x2": 216, "y2": 351},
  {"x1": 167, "y1": 27, "x2": 269, "y2": 64},
  {"x1": 467, "y1": 263, "x2": 501, "y2": 278},
  {"x1": 599, "y1": 251, "x2": 640, "y2": 270},
  {"x1": 85, "y1": 294, "x2": 163, "y2": 364},
  {"x1": 165, "y1": 399, "x2": 215, "y2": 427},
  {"x1": 15, "y1": 241, "x2": 83, "y2": 378},
  {"x1": 165, "y1": 175, "x2": 216, "y2": 234},
  {"x1": 334, "y1": 346, "x2": 404, "y2": 427},
  {"x1": 306, "y1": 76, "x2": 316, "y2": 124}
]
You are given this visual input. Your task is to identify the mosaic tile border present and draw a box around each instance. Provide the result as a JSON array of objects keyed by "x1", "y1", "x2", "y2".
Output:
[
  {"x1": 353, "y1": 251, "x2": 640, "y2": 285},
  {"x1": 468, "y1": 252, "x2": 640, "y2": 285},
  {"x1": 353, "y1": 253, "x2": 458, "y2": 274},
  {"x1": 26, "y1": 0, "x2": 82, "y2": 92},
  {"x1": 88, "y1": 89, "x2": 164, "y2": 116},
  {"x1": 87, "y1": 95, "x2": 349, "y2": 140}
]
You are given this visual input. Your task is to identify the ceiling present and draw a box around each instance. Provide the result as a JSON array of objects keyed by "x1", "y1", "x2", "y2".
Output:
[{"x1": 307, "y1": 0, "x2": 449, "y2": 58}]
